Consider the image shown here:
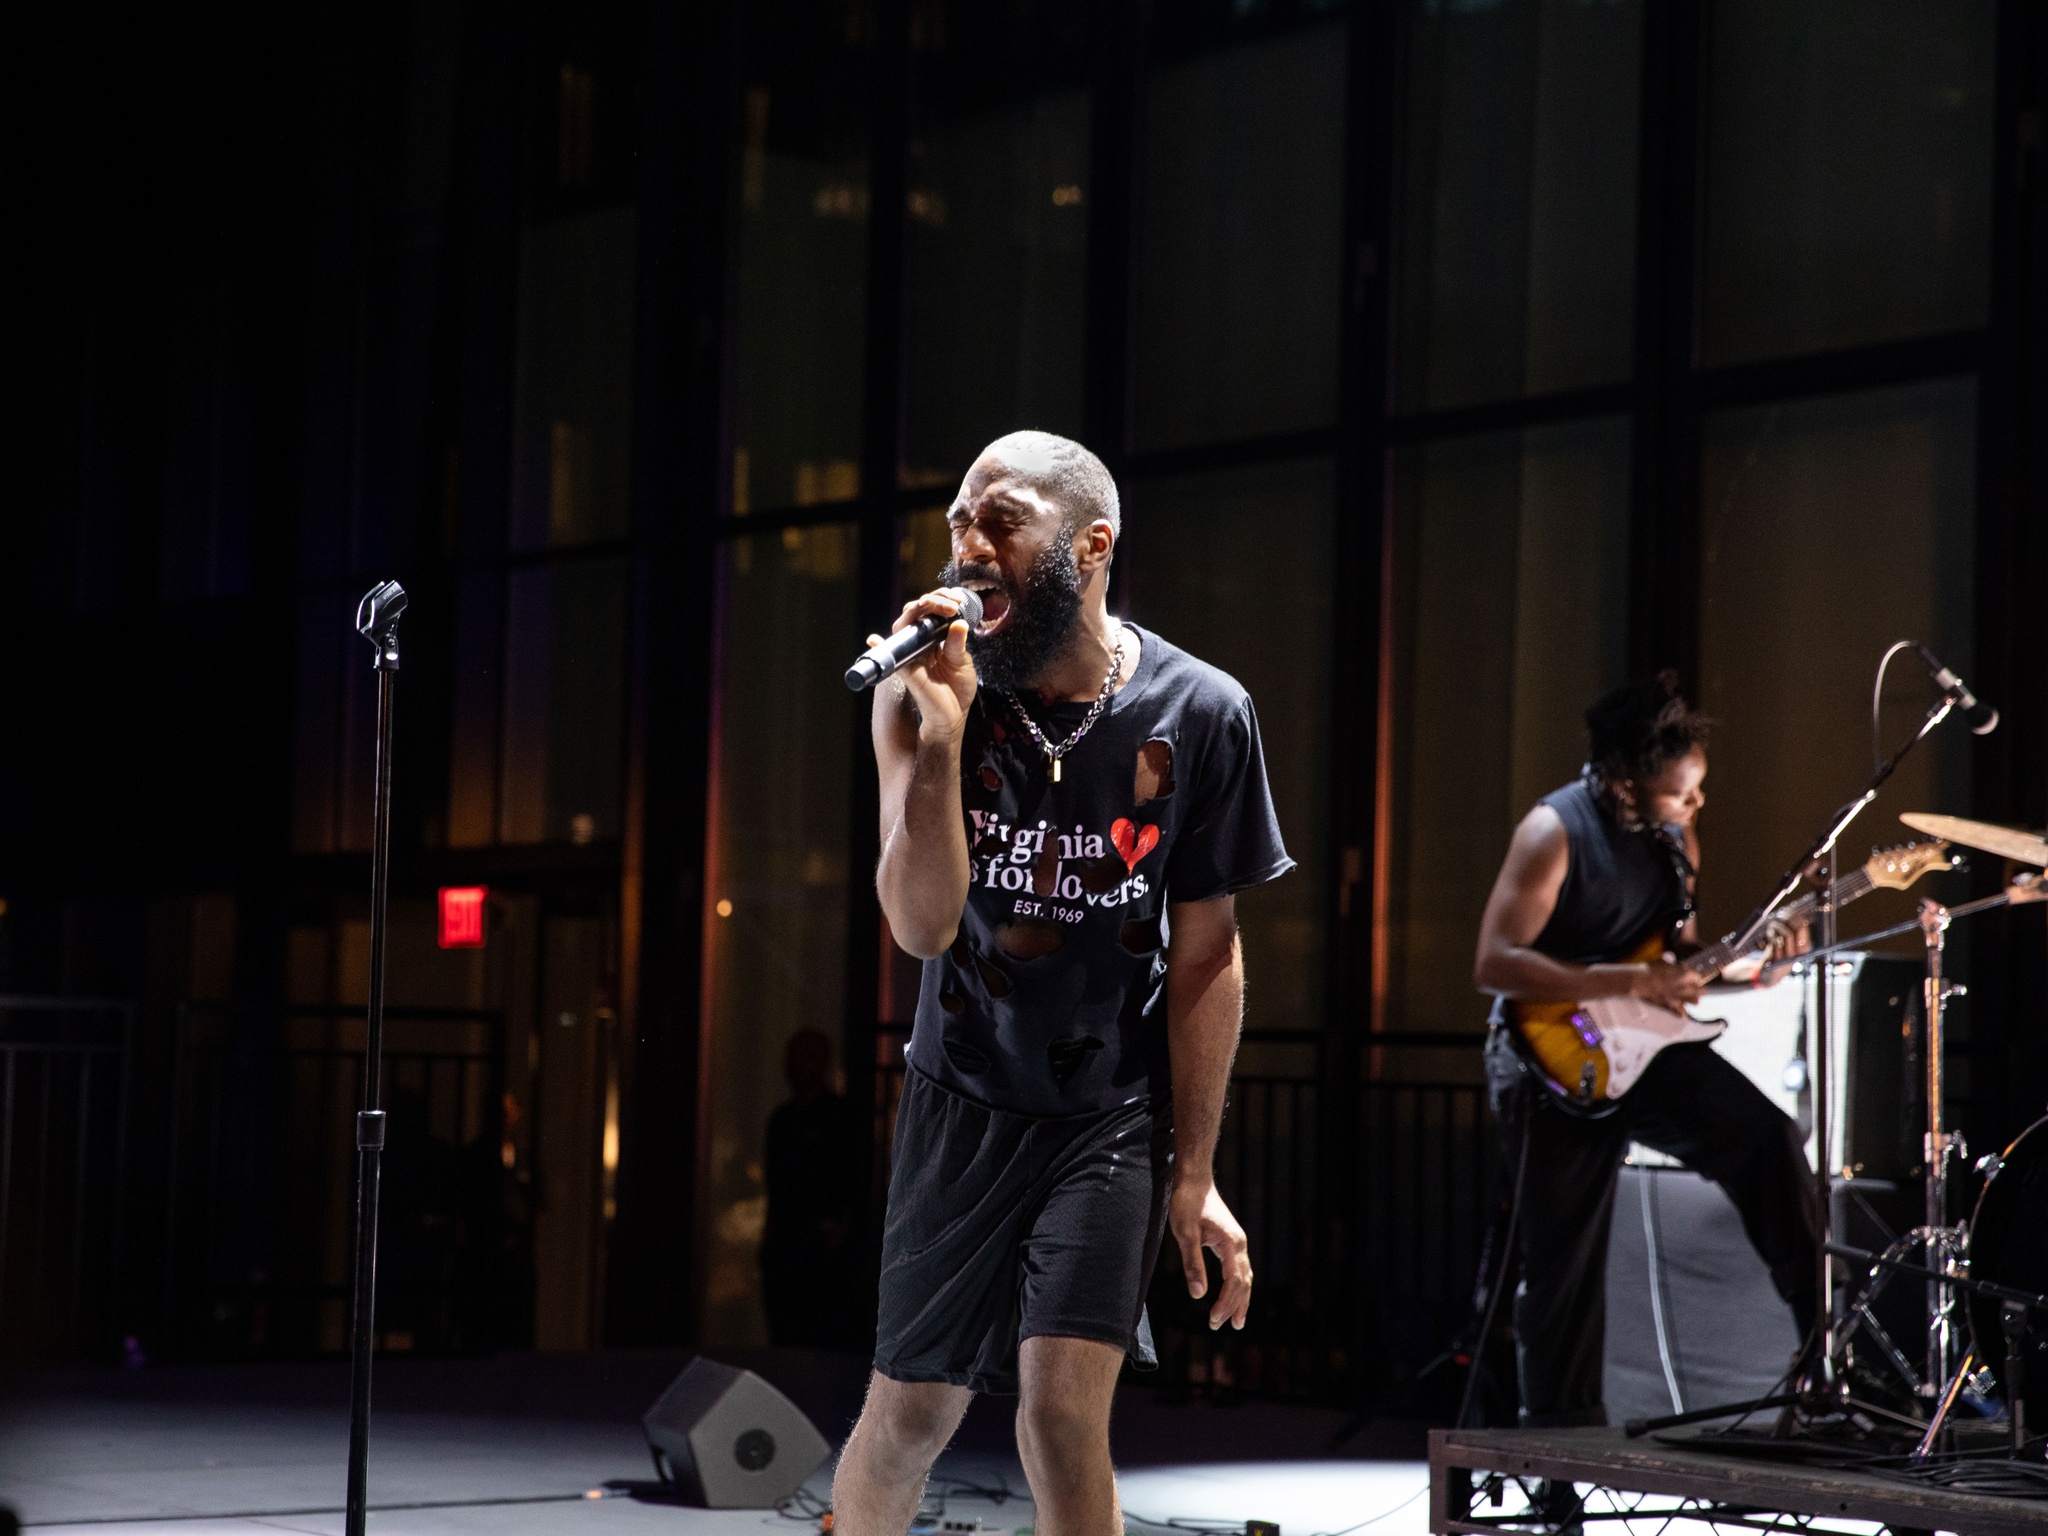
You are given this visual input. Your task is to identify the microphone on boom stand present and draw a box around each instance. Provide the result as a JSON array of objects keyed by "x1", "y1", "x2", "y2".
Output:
[
  {"x1": 845, "y1": 589, "x2": 982, "y2": 691},
  {"x1": 1914, "y1": 644, "x2": 1999, "y2": 735}
]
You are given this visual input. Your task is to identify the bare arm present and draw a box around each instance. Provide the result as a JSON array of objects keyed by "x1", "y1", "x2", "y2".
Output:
[
  {"x1": 1163, "y1": 894, "x2": 1253, "y2": 1331},
  {"x1": 871, "y1": 593, "x2": 978, "y2": 959},
  {"x1": 1472, "y1": 805, "x2": 1703, "y2": 1011}
]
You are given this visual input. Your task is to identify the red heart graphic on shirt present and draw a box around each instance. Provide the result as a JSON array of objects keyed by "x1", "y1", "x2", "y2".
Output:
[{"x1": 1111, "y1": 818, "x2": 1160, "y2": 873}]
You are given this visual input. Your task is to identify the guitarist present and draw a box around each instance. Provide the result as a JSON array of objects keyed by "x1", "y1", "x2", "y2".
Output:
[{"x1": 1472, "y1": 672, "x2": 1818, "y2": 1427}]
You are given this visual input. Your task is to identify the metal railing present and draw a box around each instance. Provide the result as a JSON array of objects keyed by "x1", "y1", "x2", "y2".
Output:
[
  {"x1": 163, "y1": 1001, "x2": 508, "y2": 1359},
  {"x1": 0, "y1": 996, "x2": 134, "y2": 1367},
  {"x1": 1353, "y1": 1056, "x2": 1494, "y2": 1409},
  {"x1": 869, "y1": 1022, "x2": 1496, "y2": 1406}
]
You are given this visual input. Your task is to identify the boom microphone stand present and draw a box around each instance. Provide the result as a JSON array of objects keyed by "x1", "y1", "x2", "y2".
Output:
[
  {"x1": 1747, "y1": 693, "x2": 1958, "y2": 1409},
  {"x1": 1629, "y1": 670, "x2": 1967, "y2": 1440},
  {"x1": 344, "y1": 580, "x2": 406, "y2": 1536}
]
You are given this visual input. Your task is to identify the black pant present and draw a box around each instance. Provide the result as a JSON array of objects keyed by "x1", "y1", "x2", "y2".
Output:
[{"x1": 1485, "y1": 1030, "x2": 1819, "y2": 1427}]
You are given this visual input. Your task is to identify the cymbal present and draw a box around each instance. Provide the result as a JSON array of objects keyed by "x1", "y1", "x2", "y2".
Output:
[{"x1": 1900, "y1": 813, "x2": 2048, "y2": 867}]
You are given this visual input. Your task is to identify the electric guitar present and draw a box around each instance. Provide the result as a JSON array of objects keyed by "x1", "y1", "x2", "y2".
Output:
[{"x1": 1507, "y1": 839, "x2": 1958, "y2": 1114}]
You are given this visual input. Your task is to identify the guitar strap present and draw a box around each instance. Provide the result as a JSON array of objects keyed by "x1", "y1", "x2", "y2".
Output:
[
  {"x1": 1645, "y1": 822, "x2": 1697, "y2": 931},
  {"x1": 1584, "y1": 766, "x2": 1696, "y2": 933}
]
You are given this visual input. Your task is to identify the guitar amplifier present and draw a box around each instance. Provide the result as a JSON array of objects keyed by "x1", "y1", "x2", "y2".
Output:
[{"x1": 1700, "y1": 952, "x2": 1926, "y2": 1181}]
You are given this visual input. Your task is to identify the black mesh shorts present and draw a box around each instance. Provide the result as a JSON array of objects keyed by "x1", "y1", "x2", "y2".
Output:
[{"x1": 872, "y1": 1066, "x2": 1173, "y2": 1395}]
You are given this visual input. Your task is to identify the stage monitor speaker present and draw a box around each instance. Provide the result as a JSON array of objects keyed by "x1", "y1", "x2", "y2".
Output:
[{"x1": 643, "y1": 1356, "x2": 832, "y2": 1508}]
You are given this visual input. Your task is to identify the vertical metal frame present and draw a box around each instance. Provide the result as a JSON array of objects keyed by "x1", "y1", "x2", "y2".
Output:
[
  {"x1": 840, "y1": 0, "x2": 917, "y2": 1237},
  {"x1": 1082, "y1": 0, "x2": 1150, "y2": 534},
  {"x1": 1627, "y1": 0, "x2": 1707, "y2": 687},
  {"x1": 608, "y1": 0, "x2": 737, "y2": 1344},
  {"x1": 1329, "y1": 0, "x2": 1402, "y2": 1399}
]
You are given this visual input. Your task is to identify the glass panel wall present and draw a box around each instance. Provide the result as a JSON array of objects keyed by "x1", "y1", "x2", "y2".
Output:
[
  {"x1": 1124, "y1": 459, "x2": 1334, "y2": 1034},
  {"x1": 699, "y1": 523, "x2": 859, "y2": 1346},
  {"x1": 494, "y1": 204, "x2": 638, "y2": 845},
  {"x1": 1399, "y1": 0, "x2": 1641, "y2": 411},
  {"x1": 1383, "y1": 417, "x2": 1631, "y2": 1036},
  {"x1": 498, "y1": 557, "x2": 628, "y2": 846},
  {"x1": 446, "y1": 572, "x2": 504, "y2": 849},
  {"x1": 731, "y1": 1, "x2": 872, "y2": 513},
  {"x1": 1701, "y1": 0, "x2": 1995, "y2": 364},
  {"x1": 508, "y1": 209, "x2": 637, "y2": 550},
  {"x1": 1135, "y1": 19, "x2": 1346, "y2": 450},
  {"x1": 422, "y1": 200, "x2": 638, "y2": 854},
  {"x1": 902, "y1": 10, "x2": 1091, "y2": 490},
  {"x1": 1696, "y1": 379, "x2": 1977, "y2": 940},
  {"x1": 897, "y1": 504, "x2": 954, "y2": 605},
  {"x1": 290, "y1": 590, "x2": 378, "y2": 855}
]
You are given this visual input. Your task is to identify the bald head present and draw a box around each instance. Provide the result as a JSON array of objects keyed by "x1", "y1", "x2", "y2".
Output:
[{"x1": 976, "y1": 431, "x2": 1120, "y2": 539}]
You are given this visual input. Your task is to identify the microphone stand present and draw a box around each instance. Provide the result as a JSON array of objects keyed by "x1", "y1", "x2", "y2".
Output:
[
  {"x1": 1759, "y1": 886, "x2": 2027, "y2": 981},
  {"x1": 344, "y1": 581, "x2": 406, "y2": 1536},
  {"x1": 1753, "y1": 695, "x2": 1958, "y2": 1400},
  {"x1": 1629, "y1": 689, "x2": 1959, "y2": 1441}
]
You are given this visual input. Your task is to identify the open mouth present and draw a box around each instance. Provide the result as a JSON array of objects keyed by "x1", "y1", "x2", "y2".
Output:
[{"x1": 961, "y1": 582, "x2": 1013, "y2": 634}]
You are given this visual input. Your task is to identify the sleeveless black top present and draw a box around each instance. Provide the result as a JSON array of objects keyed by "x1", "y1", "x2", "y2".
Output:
[{"x1": 1527, "y1": 777, "x2": 1690, "y2": 964}]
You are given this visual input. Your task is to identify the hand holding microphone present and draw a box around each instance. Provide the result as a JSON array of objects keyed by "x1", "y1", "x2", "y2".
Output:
[
  {"x1": 847, "y1": 587, "x2": 983, "y2": 744},
  {"x1": 845, "y1": 587, "x2": 983, "y2": 690}
]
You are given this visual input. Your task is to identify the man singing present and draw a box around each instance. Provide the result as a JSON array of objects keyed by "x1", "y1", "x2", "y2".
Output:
[{"x1": 831, "y1": 431, "x2": 1292, "y2": 1534}]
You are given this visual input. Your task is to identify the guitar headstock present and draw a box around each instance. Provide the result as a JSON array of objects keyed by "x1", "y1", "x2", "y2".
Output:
[{"x1": 1864, "y1": 838, "x2": 1960, "y2": 891}]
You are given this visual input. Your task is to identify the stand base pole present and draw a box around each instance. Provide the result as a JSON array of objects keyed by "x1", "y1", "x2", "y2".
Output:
[
  {"x1": 344, "y1": 1111, "x2": 387, "y2": 1533},
  {"x1": 343, "y1": 583, "x2": 404, "y2": 1536}
]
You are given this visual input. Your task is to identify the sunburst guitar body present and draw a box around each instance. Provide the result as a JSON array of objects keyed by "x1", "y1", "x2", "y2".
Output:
[
  {"x1": 1505, "y1": 838, "x2": 1958, "y2": 1115},
  {"x1": 1508, "y1": 929, "x2": 1725, "y2": 1111}
]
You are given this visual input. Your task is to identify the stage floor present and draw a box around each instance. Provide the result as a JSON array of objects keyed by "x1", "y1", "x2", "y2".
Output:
[{"x1": 0, "y1": 1351, "x2": 1435, "y2": 1535}]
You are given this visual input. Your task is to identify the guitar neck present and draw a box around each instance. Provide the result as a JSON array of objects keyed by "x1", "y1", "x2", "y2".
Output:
[
  {"x1": 1685, "y1": 941, "x2": 1737, "y2": 983},
  {"x1": 1693, "y1": 868, "x2": 1878, "y2": 981},
  {"x1": 1774, "y1": 868, "x2": 1874, "y2": 928}
]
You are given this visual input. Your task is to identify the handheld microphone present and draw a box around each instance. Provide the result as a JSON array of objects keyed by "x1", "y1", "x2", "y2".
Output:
[
  {"x1": 1915, "y1": 644, "x2": 1999, "y2": 735},
  {"x1": 845, "y1": 590, "x2": 983, "y2": 691}
]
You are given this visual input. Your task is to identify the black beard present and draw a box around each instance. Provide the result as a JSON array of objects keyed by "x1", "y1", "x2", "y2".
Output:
[{"x1": 940, "y1": 538, "x2": 1084, "y2": 692}]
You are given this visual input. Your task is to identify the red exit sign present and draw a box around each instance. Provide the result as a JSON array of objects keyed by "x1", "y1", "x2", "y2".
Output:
[{"x1": 438, "y1": 886, "x2": 488, "y2": 948}]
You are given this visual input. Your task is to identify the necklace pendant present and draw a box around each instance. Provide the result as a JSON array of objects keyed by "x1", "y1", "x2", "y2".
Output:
[{"x1": 1051, "y1": 757, "x2": 1062, "y2": 783}]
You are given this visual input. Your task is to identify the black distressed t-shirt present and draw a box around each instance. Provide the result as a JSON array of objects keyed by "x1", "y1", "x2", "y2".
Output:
[{"x1": 906, "y1": 624, "x2": 1294, "y2": 1118}]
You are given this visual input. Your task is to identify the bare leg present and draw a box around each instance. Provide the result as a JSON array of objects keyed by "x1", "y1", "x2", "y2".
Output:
[
  {"x1": 1015, "y1": 1336, "x2": 1124, "y2": 1536},
  {"x1": 831, "y1": 1371, "x2": 973, "y2": 1535}
]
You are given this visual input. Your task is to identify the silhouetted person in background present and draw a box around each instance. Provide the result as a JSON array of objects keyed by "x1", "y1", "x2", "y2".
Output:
[{"x1": 761, "y1": 1028, "x2": 863, "y2": 1348}]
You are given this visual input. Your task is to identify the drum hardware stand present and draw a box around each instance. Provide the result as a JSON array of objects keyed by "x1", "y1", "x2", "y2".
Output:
[
  {"x1": 1769, "y1": 872, "x2": 2039, "y2": 1417},
  {"x1": 1914, "y1": 897, "x2": 1966, "y2": 1402},
  {"x1": 344, "y1": 580, "x2": 405, "y2": 1536},
  {"x1": 1826, "y1": 1240, "x2": 2048, "y2": 1460},
  {"x1": 1761, "y1": 879, "x2": 2046, "y2": 1440}
]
